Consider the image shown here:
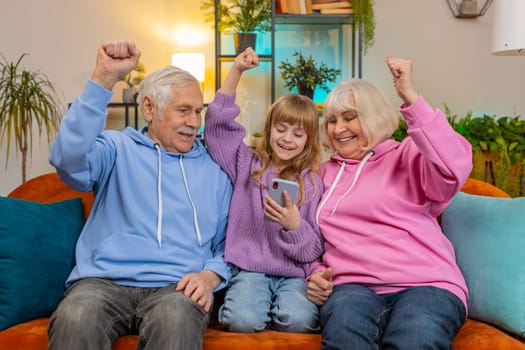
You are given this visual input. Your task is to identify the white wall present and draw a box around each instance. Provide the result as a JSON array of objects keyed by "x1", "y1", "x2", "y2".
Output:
[
  {"x1": 366, "y1": 0, "x2": 525, "y2": 118},
  {"x1": 0, "y1": 0, "x2": 214, "y2": 194},
  {"x1": 1, "y1": 0, "x2": 524, "y2": 195}
]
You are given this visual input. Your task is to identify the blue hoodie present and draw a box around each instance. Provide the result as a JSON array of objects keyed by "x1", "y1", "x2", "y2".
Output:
[{"x1": 49, "y1": 80, "x2": 233, "y2": 290}]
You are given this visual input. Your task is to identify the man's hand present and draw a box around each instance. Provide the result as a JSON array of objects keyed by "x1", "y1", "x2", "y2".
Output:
[
  {"x1": 307, "y1": 268, "x2": 334, "y2": 305},
  {"x1": 91, "y1": 41, "x2": 141, "y2": 90},
  {"x1": 386, "y1": 57, "x2": 418, "y2": 106},
  {"x1": 175, "y1": 270, "x2": 221, "y2": 313}
]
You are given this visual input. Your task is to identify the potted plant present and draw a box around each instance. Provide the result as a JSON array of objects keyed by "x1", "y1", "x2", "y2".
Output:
[
  {"x1": 351, "y1": 0, "x2": 376, "y2": 54},
  {"x1": 0, "y1": 53, "x2": 63, "y2": 183},
  {"x1": 278, "y1": 51, "x2": 341, "y2": 99},
  {"x1": 392, "y1": 105, "x2": 525, "y2": 197},
  {"x1": 201, "y1": 0, "x2": 272, "y2": 54},
  {"x1": 119, "y1": 61, "x2": 145, "y2": 103}
]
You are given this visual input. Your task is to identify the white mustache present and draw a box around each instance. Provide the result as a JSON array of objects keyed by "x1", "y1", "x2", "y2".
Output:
[{"x1": 177, "y1": 127, "x2": 197, "y2": 136}]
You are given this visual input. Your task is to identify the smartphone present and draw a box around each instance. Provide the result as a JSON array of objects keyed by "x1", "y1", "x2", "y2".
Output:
[{"x1": 264, "y1": 178, "x2": 299, "y2": 221}]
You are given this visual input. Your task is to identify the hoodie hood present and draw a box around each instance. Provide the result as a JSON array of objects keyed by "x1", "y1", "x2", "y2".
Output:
[
  {"x1": 316, "y1": 139, "x2": 401, "y2": 223},
  {"x1": 328, "y1": 139, "x2": 399, "y2": 165}
]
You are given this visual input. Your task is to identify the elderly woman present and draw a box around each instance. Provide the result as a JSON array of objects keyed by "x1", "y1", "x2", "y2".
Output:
[{"x1": 307, "y1": 57, "x2": 472, "y2": 350}]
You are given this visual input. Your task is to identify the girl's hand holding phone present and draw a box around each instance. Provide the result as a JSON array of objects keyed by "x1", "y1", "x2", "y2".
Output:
[{"x1": 264, "y1": 191, "x2": 301, "y2": 231}]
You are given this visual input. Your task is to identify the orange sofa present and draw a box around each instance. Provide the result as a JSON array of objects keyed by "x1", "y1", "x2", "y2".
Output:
[{"x1": 1, "y1": 172, "x2": 524, "y2": 350}]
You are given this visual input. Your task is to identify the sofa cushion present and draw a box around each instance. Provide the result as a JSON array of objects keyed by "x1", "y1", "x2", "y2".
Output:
[
  {"x1": 0, "y1": 197, "x2": 84, "y2": 331},
  {"x1": 441, "y1": 192, "x2": 525, "y2": 338}
]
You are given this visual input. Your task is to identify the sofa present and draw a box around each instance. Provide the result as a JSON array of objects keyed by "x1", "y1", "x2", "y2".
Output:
[{"x1": 0, "y1": 172, "x2": 524, "y2": 350}]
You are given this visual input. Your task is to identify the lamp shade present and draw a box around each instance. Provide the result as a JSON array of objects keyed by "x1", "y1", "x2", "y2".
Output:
[
  {"x1": 171, "y1": 53, "x2": 205, "y2": 82},
  {"x1": 491, "y1": 0, "x2": 525, "y2": 55}
]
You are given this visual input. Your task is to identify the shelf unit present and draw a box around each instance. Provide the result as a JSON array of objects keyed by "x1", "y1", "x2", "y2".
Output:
[{"x1": 213, "y1": 0, "x2": 362, "y2": 103}]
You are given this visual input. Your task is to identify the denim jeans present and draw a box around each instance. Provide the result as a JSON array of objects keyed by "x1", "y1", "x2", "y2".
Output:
[
  {"x1": 218, "y1": 268, "x2": 319, "y2": 333},
  {"x1": 48, "y1": 278, "x2": 209, "y2": 350},
  {"x1": 320, "y1": 284, "x2": 466, "y2": 350}
]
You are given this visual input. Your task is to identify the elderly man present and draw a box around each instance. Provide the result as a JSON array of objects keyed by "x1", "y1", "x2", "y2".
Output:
[{"x1": 48, "y1": 41, "x2": 232, "y2": 350}]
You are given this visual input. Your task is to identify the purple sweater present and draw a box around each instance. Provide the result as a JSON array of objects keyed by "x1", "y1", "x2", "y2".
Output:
[{"x1": 205, "y1": 92, "x2": 324, "y2": 278}]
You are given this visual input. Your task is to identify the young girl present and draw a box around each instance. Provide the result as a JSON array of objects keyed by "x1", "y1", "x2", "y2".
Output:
[{"x1": 204, "y1": 47, "x2": 324, "y2": 333}]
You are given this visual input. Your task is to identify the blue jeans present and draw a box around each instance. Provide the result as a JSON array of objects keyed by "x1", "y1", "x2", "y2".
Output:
[
  {"x1": 218, "y1": 268, "x2": 319, "y2": 333},
  {"x1": 320, "y1": 284, "x2": 466, "y2": 350},
  {"x1": 48, "y1": 278, "x2": 209, "y2": 350}
]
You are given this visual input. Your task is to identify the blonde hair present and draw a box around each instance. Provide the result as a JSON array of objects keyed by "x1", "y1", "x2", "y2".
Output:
[
  {"x1": 320, "y1": 78, "x2": 399, "y2": 155},
  {"x1": 252, "y1": 94, "x2": 321, "y2": 204}
]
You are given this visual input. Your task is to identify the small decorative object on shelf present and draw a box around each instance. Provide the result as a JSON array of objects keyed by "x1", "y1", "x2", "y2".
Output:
[
  {"x1": 249, "y1": 131, "x2": 263, "y2": 148},
  {"x1": 201, "y1": 0, "x2": 272, "y2": 54},
  {"x1": 119, "y1": 61, "x2": 145, "y2": 103},
  {"x1": 278, "y1": 51, "x2": 341, "y2": 99}
]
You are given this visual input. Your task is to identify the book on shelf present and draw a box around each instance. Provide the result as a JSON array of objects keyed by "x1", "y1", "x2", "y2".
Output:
[
  {"x1": 312, "y1": 0, "x2": 338, "y2": 3},
  {"x1": 276, "y1": 0, "x2": 289, "y2": 13},
  {"x1": 312, "y1": 1, "x2": 352, "y2": 10},
  {"x1": 319, "y1": 7, "x2": 353, "y2": 14},
  {"x1": 281, "y1": 0, "x2": 313, "y2": 14},
  {"x1": 281, "y1": 0, "x2": 301, "y2": 14},
  {"x1": 305, "y1": 0, "x2": 313, "y2": 14}
]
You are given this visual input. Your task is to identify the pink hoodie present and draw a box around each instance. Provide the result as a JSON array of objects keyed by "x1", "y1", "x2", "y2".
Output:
[{"x1": 312, "y1": 96, "x2": 472, "y2": 309}]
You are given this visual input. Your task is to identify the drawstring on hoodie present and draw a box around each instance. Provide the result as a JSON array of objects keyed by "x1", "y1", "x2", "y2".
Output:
[
  {"x1": 153, "y1": 144, "x2": 203, "y2": 247},
  {"x1": 316, "y1": 150, "x2": 375, "y2": 224},
  {"x1": 179, "y1": 156, "x2": 203, "y2": 246},
  {"x1": 154, "y1": 143, "x2": 163, "y2": 247}
]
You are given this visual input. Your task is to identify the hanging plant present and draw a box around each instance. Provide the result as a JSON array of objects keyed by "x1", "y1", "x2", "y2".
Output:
[{"x1": 350, "y1": 0, "x2": 376, "y2": 54}]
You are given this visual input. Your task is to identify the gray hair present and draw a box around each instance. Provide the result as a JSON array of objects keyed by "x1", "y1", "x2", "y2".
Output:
[
  {"x1": 137, "y1": 66, "x2": 199, "y2": 116},
  {"x1": 321, "y1": 78, "x2": 399, "y2": 154}
]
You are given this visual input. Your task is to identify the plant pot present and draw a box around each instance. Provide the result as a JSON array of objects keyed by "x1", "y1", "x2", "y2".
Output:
[
  {"x1": 297, "y1": 86, "x2": 315, "y2": 99},
  {"x1": 233, "y1": 33, "x2": 257, "y2": 55}
]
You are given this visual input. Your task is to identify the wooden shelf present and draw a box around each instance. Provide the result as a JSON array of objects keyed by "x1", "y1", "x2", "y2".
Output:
[{"x1": 275, "y1": 13, "x2": 352, "y2": 25}]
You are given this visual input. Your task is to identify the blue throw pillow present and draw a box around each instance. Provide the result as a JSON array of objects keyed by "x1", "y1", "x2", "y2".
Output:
[
  {"x1": 441, "y1": 192, "x2": 525, "y2": 337},
  {"x1": 0, "y1": 197, "x2": 84, "y2": 331}
]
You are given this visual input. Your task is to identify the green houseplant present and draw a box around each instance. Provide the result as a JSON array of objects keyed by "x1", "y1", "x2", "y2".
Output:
[
  {"x1": 392, "y1": 105, "x2": 525, "y2": 197},
  {"x1": 0, "y1": 53, "x2": 63, "y2": 183},
  {"x1": 278, "y1": 51, "x2": 341, "y2": 99},
  {"x1": 201, "y1": 0, "x2": 272, "y2": 54}
]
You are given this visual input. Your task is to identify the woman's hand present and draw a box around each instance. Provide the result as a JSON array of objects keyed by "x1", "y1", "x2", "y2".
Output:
[
  {"x1": 307, "y1": 268, "x2": 334, "y2": 305},
  {"x1": 386, "y1": 57, "x2": 418, "y2": 106}
]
